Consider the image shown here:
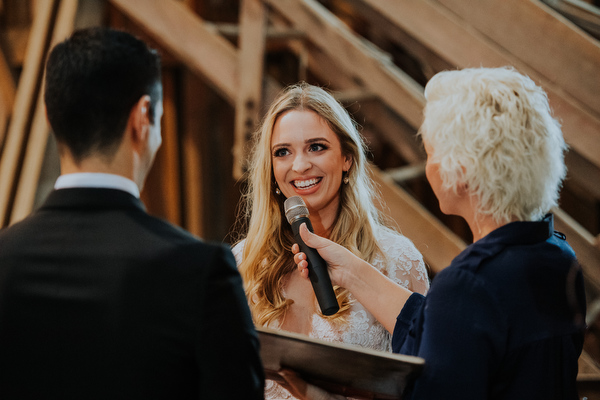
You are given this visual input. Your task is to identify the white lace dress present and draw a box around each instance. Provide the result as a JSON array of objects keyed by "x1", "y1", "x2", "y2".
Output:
[{"x1": 232, "y1": 228, "x2": 429, "y2": 399}]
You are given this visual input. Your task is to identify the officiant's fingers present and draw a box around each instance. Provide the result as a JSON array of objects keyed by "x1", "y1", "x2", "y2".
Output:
[{"x1": 293, "y1": 251, "x2": 309, "y2": 279}]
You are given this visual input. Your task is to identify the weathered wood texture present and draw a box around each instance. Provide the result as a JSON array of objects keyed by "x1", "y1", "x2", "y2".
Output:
[
  {"x1": 109, "y1": 0, "x2": 238, "y2": 104},
  {"x1": 361, "y1": 0, "x2": 600, "y2": 172},
  {"x1": 140, "y1": 68, "x2": 182, "y2": 226},
  {"x1": 0, "y1": 44, "x2": 15, "y2": 148},
  {"x1": 233, "y1": 0, "x2": 267, "y2": 178},
  {"x1": 9, "y1": 0, "x2": 78, "y2": 225},
  {"x1": 554, "y1": 208, "x2": 600, "y2": 297},
  {"x1": 371, "y1": 166, "x2": 466, "y2": 273},
  {"x1": 265, "y1": 0, "x2": 425, "y2": 129},
  {"x1": 0, "y1": 0, "x2": 58, "y2": 227}
]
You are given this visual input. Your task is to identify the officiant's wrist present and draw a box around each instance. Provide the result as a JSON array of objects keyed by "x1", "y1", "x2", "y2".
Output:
[{"x1": 339, "y1": 257, "x2": 374, "y2": 293}]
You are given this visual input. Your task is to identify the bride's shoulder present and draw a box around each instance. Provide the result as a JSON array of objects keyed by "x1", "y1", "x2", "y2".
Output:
[
  {"x1": 374, "y1": 227, "x2": 422, "y2": 261},
  {"x1": 375, "y1": 226, "x2": 416, "y2": 249}
]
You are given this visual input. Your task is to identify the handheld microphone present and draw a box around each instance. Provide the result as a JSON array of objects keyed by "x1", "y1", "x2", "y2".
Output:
[{"x1": 284, "y1": 196, "x2": 340, "y2": 316}]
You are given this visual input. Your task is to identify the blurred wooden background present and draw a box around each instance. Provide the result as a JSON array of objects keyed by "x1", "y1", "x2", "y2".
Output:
[{"x1": 1, "y1": 0, "x2": 600, "y2": 394}]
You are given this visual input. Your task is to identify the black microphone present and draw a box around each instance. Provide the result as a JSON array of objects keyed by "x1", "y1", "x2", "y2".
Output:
[{"x1": 284, "y1": 196, "x2": 340, "y2": 316}]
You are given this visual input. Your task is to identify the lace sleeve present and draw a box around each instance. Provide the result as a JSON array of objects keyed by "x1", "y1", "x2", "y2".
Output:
[{"x1": 374, "y1": 229, "x2": 429, "y2": 295}]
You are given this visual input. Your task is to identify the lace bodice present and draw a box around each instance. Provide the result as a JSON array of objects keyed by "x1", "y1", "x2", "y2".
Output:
[{"x1": 232, "y1": 228, "x2": 429, "y2": 399}]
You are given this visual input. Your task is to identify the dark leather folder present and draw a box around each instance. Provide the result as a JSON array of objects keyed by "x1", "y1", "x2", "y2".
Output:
[{"x1": 258, "y1": 327, "x2": 424, "y2": 400}]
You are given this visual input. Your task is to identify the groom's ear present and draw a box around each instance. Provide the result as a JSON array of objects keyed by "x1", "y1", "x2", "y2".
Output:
[{"x1": 128, "y1": 95, "x2": 152, "y2": 150}]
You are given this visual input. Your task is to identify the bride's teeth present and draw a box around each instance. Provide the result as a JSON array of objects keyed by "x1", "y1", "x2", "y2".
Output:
[{"x1": 295, "y1": 178, "x2": 319, "y2": 188}]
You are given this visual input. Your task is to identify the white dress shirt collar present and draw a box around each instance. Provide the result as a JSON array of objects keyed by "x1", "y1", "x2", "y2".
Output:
[{"x1": 54, "y1": 173, "x2": 140, "y2": 198}]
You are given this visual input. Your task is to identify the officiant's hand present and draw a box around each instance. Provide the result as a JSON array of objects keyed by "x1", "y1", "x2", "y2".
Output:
[
  {"x1": 292, "y1": 223, "x2": 413, "y2": 334},
  {"x1": 291, "y1": 223, "x2": 368, "y2": 289},
  {"x1": 277, "y1": 369, "x2": 346, "y2": 400}
]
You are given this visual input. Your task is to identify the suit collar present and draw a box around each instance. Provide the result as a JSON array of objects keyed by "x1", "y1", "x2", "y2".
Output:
[{"x1": 40, "y1": 188, "x2": 146, "y2": 212}]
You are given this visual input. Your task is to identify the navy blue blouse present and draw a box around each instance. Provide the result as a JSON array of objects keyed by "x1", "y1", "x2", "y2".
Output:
[{"x1": 393, "y1": 214, "x2": 586, "y2": 400}]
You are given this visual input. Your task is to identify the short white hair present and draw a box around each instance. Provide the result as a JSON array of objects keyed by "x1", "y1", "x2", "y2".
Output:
[{"x1": 420, "y1": 67, "x2": 567, "y2": 223}]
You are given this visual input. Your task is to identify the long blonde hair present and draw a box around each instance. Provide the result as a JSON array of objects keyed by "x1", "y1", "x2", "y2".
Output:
[{"x1": 236, "y1": 82, "x2": 387, "y2": 326}]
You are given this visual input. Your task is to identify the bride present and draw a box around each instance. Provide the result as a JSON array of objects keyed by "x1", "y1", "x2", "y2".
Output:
[{"x1": 232, "y1": 82, "x2": 429, "y2": 399}]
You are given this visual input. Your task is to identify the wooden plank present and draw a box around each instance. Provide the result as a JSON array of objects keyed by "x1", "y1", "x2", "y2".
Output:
[
  {"x1": 140, "y1": 67, "x2": 182, "y2": 226},
  {"x1": 207, "y1": 22, "x2": 305, "y2": 42},
  {"x1": 371, "y1": 166, "x2": 466, "y2": 273},
  {"x1": 265, "y1": 0, "x2": 426, "y2": 130},
  {"x1": 0, "y1": 45, "x2": 15, "y2": 148},
  {"x1": 0, "y1": 0, "x2": 58, "y2": 228},
  {"x1": 1, "y1": 26, "x2": 30, "y2": 67},
  {"x1": 361, "y1": 0, "x2": 600, "y2": 173},
  {"x1": 161, "y1": 69, "x2": 182, "y2": 225},
  {"x1": 437, "y1": 0, "x2": 600, "y2": 117},
  {"x1": 553, "y1": 207, "x2": 600, "y2": 297},
  {"x1": 181, "y1": 70, "x2": 205, "y2": 237},
  {"x1": 543, "y1": 0, "x2": 600, "y2": 39},
  {"x1": 9, "y1": 0, "x2": 78, "y2": 225},
  {"x1": 358, "y1": 102, "x2": 425, "y2": 165},
  {"x1": 233, "y1": 0, "x2": 267, "y2": 179},
  {"x1": 345, "y1": 0, "x2": 453, "y2": 81},
  {"x1": 565, "y1": 151, "x2": 600, "y2": 200},
  {"x1": 109, "y1": 0, "x2": 238, "y2": 105}
]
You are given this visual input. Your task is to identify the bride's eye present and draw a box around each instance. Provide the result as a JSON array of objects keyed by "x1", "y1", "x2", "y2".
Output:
[
  {"x1": 273, "y1": 147, "x2": 290, "y2": 157},
  {"x1": 309, "y1": 143, "x2": 327, "y2": 152}
]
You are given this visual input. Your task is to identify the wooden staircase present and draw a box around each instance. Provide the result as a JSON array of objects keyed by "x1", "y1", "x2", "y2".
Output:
[{"x1": 1, "y1": 0, "x2": 600, "y2": 394}]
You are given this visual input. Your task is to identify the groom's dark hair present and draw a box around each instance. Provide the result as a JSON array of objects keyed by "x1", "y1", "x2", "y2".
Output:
[{"x1": 44, "y1": 27, "x2": 162, "y2": 162}]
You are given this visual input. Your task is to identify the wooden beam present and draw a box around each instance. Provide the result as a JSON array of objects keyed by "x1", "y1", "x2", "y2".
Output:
[
  {"x1": 346, "y1": 0, "x2": 453, "y2": 81},
  {"x1": 565, "y1": 151, "x2": 600, "y2": 200},
  {"x1": 385, "y1": 163, "x2": 427, "y2": 183},
  {"x1": 0, "y1": 45, "x2": 15, "y2": 148},
  {"x1": 542, "y1": 0, "x2": 600, "y2": 39},
  {"x1": 1, "y1": 26, "x2": 30, "y2": 67},
  {"x1": 233, "y1": 0, "x2": 267, "y2": 179},
  {"x1": 371, "y1": 166, "x2": 466, "y2": 273},
  {"x1": 553, "y1": 207, "x2": 600, "y2": 297},
  {"x1": 358, "y1": 102, "x2": 425, "y2": 165},
  {"x1": 9, "y1": 0, "x2": 78, "y2": 225},
  {"x1": 361, "y1": 0, "x2": 600, "y2": 172},
  {"x1": 181, "y1": 71, "x2": 205, "y2": 237},
  {"x1": 140, "y1": 67, "x2": 182, "y2": 226},
  {"x1": 437, "y1": 0, "x2": 600, "y2": 117},
  {"x1": 0, "y1": 0, "x2": 58, "y2": 227},
  {"x1": 265, "y1": 0, "x2": 426, "y2": 130},
  {"x1": 109, "y1": 0, "x2": 238, "y2": 104},
  {"x1": 206, "y1": 22, "x2": 305, "y2": 41}
]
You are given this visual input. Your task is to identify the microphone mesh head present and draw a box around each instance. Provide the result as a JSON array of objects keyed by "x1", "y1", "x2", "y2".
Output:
[{"x1": 284, "y1": 196, "x2": 309, "y2": 224}]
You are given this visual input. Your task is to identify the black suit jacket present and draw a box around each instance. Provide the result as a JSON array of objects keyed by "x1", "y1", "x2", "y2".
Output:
[{"x1": 0, "y1": 188, "x2": 264, "y2": 399}]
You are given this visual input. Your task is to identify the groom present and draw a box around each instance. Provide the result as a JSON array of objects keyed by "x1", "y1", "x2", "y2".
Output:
[{"x1": 0, "y1": 27, "x2": 263, "y2": 399}]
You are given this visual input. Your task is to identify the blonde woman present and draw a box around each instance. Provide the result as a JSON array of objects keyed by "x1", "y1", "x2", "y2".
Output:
[{"x1": 233, "y1": 82, "x2": 429, "y2": 399}]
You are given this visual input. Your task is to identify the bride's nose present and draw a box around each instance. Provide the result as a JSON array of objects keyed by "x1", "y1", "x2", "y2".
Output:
[{"x1": 292, "y1": 153, "x2": 311, "y2": 173}]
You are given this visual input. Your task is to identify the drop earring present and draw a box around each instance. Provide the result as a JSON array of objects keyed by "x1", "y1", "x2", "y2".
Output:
[
  {"x1": 343, "y1": 172, "x2": 349, "y2": 185},
  {"x1": 275, "y1": 186, "x2": 281, "y2": 195}
]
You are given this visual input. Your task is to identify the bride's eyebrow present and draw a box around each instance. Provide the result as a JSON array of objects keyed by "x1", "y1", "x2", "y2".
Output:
[
  {"x1": 271, "y1": 142, "x2": 289, "y2": 150},
  {"x1": 306, "y1": 137, "x2": 330, "y2": 144}
]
